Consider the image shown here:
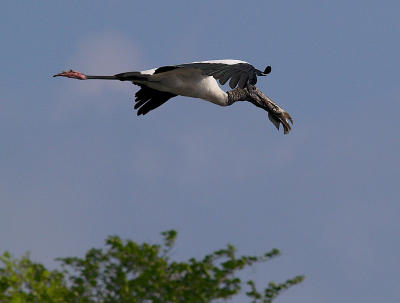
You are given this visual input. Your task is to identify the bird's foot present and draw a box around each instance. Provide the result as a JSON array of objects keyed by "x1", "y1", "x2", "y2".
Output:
[
  {"x1": 268, "y1": 109, "x2": 294, "y2": 135},
  {"x1": 246, "y1": 84, "x2": 257, "y2": 92},
  {"x1": 246, "y1": 86, "x2": 293, "y2": 134},
  {"x1": 53, "y1": 70, "x2": 87, "y2": 80},
  {"x1": 226, "y1": 87, "x2": 249, "y2": 105}
]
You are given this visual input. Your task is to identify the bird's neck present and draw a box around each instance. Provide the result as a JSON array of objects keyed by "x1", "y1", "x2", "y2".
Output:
[{"x1": 86, "y1": 75, "x2": 118, "y2": 80}]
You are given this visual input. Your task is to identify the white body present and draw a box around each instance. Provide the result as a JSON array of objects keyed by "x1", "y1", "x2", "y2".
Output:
[{"x1": 142, "y1": 69, "x2": 228, "y2": 106}]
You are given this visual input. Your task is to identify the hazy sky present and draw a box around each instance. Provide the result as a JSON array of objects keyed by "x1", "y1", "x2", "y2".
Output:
[{"x1": 1, "y1": 1, "x2": 399, "y2": 302}]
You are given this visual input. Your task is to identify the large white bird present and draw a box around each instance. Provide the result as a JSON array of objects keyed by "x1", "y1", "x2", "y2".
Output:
[{"x1": 54, "y1": 59, "x2": 293, "y2": 133}]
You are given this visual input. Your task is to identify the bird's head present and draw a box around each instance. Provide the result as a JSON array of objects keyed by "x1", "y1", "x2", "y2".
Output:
[{"x1": 53, "y1": 70, "x2": 86, "y2": 80}]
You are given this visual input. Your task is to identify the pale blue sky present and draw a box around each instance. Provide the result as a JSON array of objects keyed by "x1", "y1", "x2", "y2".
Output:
[{"x1": 1, "y1": 1, "x2": 399, "y2": 302}]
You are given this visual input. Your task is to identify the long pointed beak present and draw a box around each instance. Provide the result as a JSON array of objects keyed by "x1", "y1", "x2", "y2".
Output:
[{"x1": 53, "y1": 70, "x2": 87, "y2": 80}]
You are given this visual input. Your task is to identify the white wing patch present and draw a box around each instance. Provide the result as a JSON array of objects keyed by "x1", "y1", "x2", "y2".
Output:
[
  {"x1": 192, "y1": 59, "x2": 247, "y2": 65},
  {"x1": 140, "y1": 68, "x2": 157, "y2": 75}
]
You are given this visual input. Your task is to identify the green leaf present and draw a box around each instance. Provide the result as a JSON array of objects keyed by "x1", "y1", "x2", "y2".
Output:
[{"x1": 0, "y1": 230, "x2": 304, "y2": 303}]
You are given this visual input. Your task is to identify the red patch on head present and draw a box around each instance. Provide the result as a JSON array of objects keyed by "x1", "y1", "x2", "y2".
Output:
[{"x1": 53, "y1": 70, "x2": 86, "y2": 80}]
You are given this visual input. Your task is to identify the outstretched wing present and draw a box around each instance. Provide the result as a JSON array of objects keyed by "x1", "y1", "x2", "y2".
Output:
[
  {"x1": 134, "y1": 85, "x2": 177, "y2": 116},
  {"x1": 177, "y1": 60, "x2": 266, "y2": 89}
]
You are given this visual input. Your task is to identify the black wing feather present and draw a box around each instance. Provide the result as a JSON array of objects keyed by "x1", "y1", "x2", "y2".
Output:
[
  {"x1": 229, "y1": 73, "x2": 241, "y2": 89},
  {"x1": 238, "y1": 73, "x2": 249, "y2": 89},
  {"x1": 154, "y1": 66, "x2": 179, "y2": 74},
  {"x1": 177, "y1": 62, "x2": 265, "y2": 89},
  {"x1": 218, "y1": 71, "x2": 233, "y2": 85},
  {"x1": 134, "y1": 85, "x2": 176, "y2": 116}
]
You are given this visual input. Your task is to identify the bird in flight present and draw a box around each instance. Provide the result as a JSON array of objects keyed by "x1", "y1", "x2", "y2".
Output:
[{"x1": 54, "y1": 59, "x2": 293, "y2": 134}]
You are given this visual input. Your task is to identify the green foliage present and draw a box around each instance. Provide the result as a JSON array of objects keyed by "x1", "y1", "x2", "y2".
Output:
[
  {"x1": 0, "y1": 231, "x2": 304, "y2": 302},
  {"x1": 0, "y1": 251, "x2": 70, "y2": 302}
]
